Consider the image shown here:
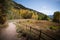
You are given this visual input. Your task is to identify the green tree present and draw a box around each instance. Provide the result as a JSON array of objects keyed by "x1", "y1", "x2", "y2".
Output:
[
  {"x1": 0, "y1": 0, "x2": 6, "y2": 24},
  {"x1": 0, "y1": 0, "x2": 12, "y2": 24},
  {"x1": 43, "y1": 15, "x2": 50, "y2": 21},
  {"x1": 53, "y1": 11, "x2": 60, "y2": 23}
]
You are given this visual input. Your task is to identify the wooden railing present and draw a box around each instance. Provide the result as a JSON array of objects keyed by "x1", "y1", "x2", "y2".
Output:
[{"x1": 25, "y1": 25, "x2": 57, "y2": 40}]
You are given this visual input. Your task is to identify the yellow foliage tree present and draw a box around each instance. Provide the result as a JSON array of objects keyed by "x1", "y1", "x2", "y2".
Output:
[{"x1": 32, "y1": 12, "x2": 38, "y2": 19}]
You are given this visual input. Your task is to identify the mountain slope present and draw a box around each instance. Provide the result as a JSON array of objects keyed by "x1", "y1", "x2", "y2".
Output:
[
  {"x1": 7, "y1": 1, "x2": 50, "y2": 20},
  {"x1": 48, "y1": 15, "x2": 53, "y2": 19}
]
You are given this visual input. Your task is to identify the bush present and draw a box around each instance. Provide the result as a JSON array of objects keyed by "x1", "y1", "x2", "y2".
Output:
[{"x1": 49, "y1": 26, "x2": 59, "y2": 30}]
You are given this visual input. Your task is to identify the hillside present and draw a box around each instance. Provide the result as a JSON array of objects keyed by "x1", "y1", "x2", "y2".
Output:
[
  {"x1": 48, "y1": 15, "x2": 53, "y2": 19},
  {"x1": 6, "y1": 1, "x2": 50, "y2": 20},
  {"x1": 2, "y1": 1, "x2": 50, "y2": 20}
]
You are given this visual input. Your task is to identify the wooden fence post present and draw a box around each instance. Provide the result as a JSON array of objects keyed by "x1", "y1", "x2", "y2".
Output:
[
  {"x1": 39, "y1": 30, "x2": 41, "y2": 40},
  {"x1": 27, "y1": 26, "x2": 31, "y2": 40},
  {"x1": 30, "y1": 26, "x2": 31, "y2": 34},
  {"x1": 26, "y1": 25, "x2": 27, "y2": 31}
]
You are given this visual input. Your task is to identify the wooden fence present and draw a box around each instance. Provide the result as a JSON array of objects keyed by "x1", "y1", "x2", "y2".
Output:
[{"x1": 25, "y1": 25, "x2": 57, "y2": 40}]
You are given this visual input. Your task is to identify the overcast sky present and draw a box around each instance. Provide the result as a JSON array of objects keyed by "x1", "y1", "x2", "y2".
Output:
[{"x1": 14, "y1": 0, "x2": 60, "y2": 15}]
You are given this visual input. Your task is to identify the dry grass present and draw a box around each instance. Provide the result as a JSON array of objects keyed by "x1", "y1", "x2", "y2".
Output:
[
  {"x1": 16, "y1": 19, "x2": 60, "y2": 31},
  {"x1": 15, "y1": 19, "x2": 60, "y2": 35},
  {"x1": 15, "y1": 19, "x2": 60, "y2": 40}
]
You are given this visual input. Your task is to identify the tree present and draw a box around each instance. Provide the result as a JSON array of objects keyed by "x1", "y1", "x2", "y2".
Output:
[
  {"x1": 22, "y1": 12, "x2": 32, "y2": 19},
  {"x1": 42, "y1": 15, "x2": 50, "y2": 21},
  {"x1": 0, "y1": 0, "x2": 12, "y2": 24},
  {"x1": 0, "y1": 0, "x2": 6, "y2": 24},
  {"x1": 53, "y1": 11, "x2": 60, "y2": 23},
  {"x1": 32, "y1": 12, "x2": 38, "y2": 19}
]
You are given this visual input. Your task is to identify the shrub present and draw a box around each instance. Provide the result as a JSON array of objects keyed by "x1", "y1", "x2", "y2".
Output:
[{"x1": 49, "y1": 26, "x2": 59, "y2": 30}]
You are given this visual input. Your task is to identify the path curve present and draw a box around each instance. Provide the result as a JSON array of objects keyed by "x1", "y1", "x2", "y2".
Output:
[{"x1": 0, "y1": 22, "x2": 18, "y2": 40}]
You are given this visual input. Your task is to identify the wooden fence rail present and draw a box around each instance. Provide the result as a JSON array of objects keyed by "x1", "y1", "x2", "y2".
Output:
[{"x1": 25, "y1": 25, "x2": 56, "y2": 40}]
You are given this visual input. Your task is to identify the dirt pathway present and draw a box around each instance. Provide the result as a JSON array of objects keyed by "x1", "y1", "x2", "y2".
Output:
[
  {"x1": 0, "y1": 19, "x2": 32, "y2": 40},
  {"x1": 0, "y1": 22, "x2": 26, "y2": 40}
]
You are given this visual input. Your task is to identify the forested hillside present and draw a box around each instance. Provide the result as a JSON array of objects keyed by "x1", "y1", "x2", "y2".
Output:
[{"x1": 6, "y1": 1, "x2": 50, "y2": 20}]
